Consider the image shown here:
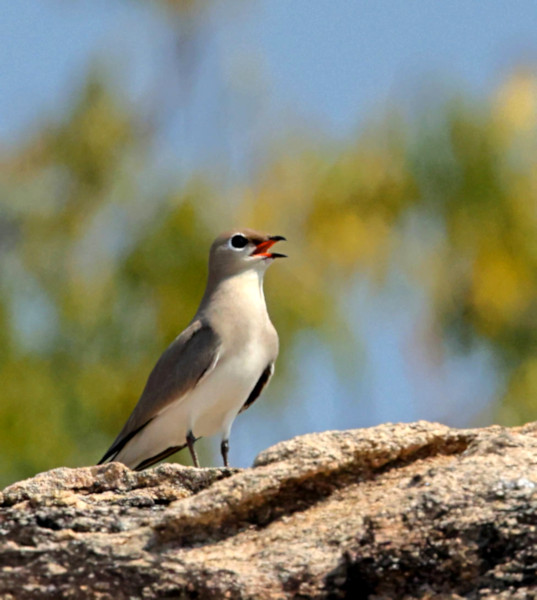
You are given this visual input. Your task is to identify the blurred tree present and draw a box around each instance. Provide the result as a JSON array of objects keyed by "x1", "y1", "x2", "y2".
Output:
[
  {"x1": 242, "y1": 70, "x2": 537, "y2": 427},
  {"x1": 0, "y1": 70, "x2": 338, "y2": 485},
  {"x1": 409, "y1": 71, "x2": 537, "y2": 425},
  {"x1": 2, "y1": 49, "x2": 537, "y2": 487}
]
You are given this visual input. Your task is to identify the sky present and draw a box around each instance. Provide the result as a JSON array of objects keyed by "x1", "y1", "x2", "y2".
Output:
[
  {"x1": 3, "y1": 2, "x2": 537, "y2": 154},
  {"x1": 2, "y1": 0, "x2": 537, "y2": 466}
]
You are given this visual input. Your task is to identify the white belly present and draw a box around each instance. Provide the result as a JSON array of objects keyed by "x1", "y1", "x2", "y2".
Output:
[
  {"x1": 188, "y1": 348, "x2": 264, "y2": 437},
  {"x1": 115, "y1": 340, "x2": 269, "y2": 468}
]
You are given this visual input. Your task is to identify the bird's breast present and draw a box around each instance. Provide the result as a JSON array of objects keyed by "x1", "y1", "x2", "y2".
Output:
[{"x1": 186, "y1": 328, "x2": 275, "y2": 438}]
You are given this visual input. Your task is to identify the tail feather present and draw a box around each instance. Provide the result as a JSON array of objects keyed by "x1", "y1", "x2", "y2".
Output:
[
  {"x1": 98, "y1": 418, "x2": 154, "y2": 465},
  {"x1": 133, "y1": 443, "x2": 187, "y2": 470}
]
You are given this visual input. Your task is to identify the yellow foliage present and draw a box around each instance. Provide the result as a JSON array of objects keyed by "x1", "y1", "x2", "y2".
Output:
[
  {"x1": 471, "y1": 248, "x2": 533, "y2": 332},
  {"x1": 500, "y1": 356, "x2": 537, "y2": 425},
  {"x1": 4, "y1": 66, "x2": 537, "y2": 486},
  {"x1": 494, "y1": 71, "x2": 537, "y2": 140},
  {"x1": 308, "y1": 210, "x2": 391, "y2": 271}
]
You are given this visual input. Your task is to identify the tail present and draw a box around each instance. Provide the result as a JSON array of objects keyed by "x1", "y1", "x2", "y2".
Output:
[
  {"x1": 98, "y1": 418, "x2": 187, "y2": 470},
  {"x1": 97, "y1": 419, "x2": 154, "y2": 466}
]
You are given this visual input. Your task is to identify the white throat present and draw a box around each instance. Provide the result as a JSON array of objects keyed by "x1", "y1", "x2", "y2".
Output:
[{"x1": 226, "y1": 266, "x2": 267, "y2": 309}]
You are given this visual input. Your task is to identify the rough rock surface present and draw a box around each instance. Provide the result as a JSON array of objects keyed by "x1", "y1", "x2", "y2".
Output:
[{"x1": 2, "y1": 421, "x2": 537, "y2": 599}]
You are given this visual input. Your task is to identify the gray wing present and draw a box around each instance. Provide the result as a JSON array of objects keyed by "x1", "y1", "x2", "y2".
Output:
[{"x1": 99, "y1": 319, "x2": 221, "y2": 463}]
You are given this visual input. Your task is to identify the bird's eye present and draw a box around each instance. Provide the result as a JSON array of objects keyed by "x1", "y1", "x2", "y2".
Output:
[{"x1": 229, "y1": 234, "x2": 248, "y2": 250}]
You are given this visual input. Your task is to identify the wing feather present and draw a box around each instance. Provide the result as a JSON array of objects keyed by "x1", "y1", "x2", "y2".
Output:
[
  {"x1": 240, "y1": 363, "x2": 274, "y2": 414},
  {"x1": 99, "y1": 319, "x2": 220, "y2": 463}
]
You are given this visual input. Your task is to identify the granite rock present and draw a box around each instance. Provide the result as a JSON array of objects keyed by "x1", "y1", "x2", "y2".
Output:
[{"x1": 2, "y1": 421, "x2": 537, "y2": 599}]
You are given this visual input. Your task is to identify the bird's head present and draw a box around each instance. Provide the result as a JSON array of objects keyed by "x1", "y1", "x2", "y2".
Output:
[{"x1": 208, "y1": 229, "x2": 287, "y2": 279}]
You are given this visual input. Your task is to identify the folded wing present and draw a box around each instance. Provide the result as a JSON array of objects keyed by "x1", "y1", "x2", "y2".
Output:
[{"x1": 99, "y1": 320, "x2": 221, "y2": 464}]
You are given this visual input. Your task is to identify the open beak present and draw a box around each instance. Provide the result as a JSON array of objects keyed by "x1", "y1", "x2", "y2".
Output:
[{"x1": 251, "y1": 235, "x2": 287, "y2": 259}]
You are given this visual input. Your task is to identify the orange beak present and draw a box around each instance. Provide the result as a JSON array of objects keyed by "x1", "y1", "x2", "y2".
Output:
[{"x1": 251, "y1": 235, "x2": 287, "y2": 258}]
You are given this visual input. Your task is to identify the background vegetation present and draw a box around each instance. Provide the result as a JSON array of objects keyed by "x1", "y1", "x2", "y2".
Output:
[{"x1": 2, "y1": 2, "x2": 537, "y2": 487}]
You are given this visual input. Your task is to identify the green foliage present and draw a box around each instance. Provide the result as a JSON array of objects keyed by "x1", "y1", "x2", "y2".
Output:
[
  {"x1": 234, "y1": 73, "x2": 537, "y2": 425},
  {"x1": 407, "y1": 75, "x2": 537, "y2": 423},
  {"x1": 2, "y1": 67, "x2": 537, "y2": 487}
]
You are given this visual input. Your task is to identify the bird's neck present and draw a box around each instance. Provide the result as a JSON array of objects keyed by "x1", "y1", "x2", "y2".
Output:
[{"x1": 199, "y1": 268, "x2": 268, "y2": 322}]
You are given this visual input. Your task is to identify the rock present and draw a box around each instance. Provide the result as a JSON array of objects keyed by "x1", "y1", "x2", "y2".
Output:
[{"x1": 1, "y1": 421, "x2": 537, "y2": 599}]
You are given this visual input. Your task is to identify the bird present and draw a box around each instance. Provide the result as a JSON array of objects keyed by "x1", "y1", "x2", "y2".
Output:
[{"x1": 98, "y1": 229, "x2": 286, "y2": 470}]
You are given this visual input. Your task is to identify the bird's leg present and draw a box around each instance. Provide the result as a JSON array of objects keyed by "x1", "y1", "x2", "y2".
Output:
[
  {"x1": 186, "y1": 430, "x2": 200, "y2": 468},
  {"x1": 221, "y1": 439, "x2": 229, "y2": 467}
]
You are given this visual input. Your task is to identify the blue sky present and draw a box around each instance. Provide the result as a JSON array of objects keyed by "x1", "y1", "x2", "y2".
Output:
[
  {"x1": 255, "y1": 1, "x2": 537, "y2": 132},
  {"x1": 2, "y1": 0, "x2": 536, "y2": 466},
  {"x1": 3, "y1": 1, "x2": 537, "y2": 145}
]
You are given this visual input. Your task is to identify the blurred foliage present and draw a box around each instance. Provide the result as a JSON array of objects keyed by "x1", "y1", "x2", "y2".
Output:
[
  {"x1": 410, "y1": 72, "x2": 537, "y2": 425},
  {"x1": 0, "y1": 73, "x2": 338, "y2": 485},
  {"x1": 2, "y1": 50, "x2": 537, "y2": 486}
]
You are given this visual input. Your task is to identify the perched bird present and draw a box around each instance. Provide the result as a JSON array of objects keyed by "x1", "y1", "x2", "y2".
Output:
[{"x1": 99, "y1": 229, "x2": 286, "y2": 470}]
